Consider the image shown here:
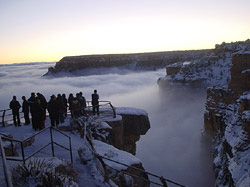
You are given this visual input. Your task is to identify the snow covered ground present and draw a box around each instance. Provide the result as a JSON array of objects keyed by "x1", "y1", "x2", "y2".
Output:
[{"x1": 0, "y1": 116, "x2": 106, "y2": 186}]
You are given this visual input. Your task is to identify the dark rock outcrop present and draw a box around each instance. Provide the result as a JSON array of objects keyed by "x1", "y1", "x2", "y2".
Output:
[
  {"x1": 115, "y1": 108, "x2": 150, "y2": 154},
  {"x1": 229, "y1": 52, "x2": 250, "y2": 95}
]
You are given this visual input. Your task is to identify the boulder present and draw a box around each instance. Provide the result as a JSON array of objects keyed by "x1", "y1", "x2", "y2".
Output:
[{"x1": 116, "y1": 107, "x2": 150, "y2": 136}]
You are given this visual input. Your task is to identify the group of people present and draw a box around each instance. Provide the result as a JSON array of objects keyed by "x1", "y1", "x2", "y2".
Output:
[{"x1": 9, "y1": 90, "x2": 100, "y2": 130}]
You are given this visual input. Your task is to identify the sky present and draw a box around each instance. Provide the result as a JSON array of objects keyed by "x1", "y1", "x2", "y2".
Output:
[{"x1": 0, "y1": 0, "x2": 250, "y2": 64}]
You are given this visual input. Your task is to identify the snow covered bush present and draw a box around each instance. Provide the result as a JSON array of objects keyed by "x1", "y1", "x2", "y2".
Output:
[{"x1": 12, "y1": 157, "x2": 78, "y2": 187}]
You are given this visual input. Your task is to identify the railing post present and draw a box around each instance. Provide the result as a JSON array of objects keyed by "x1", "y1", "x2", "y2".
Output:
[
  {"x1": 20, "y1": 142, "x2": 25, "y2": 165},
  {"x1": 160, "y1": 176, "x2": 168, "y2": 187},
  {"x1": 84, "y1": 121, "x2": 87, "y2": 141},
  {"x1": 50, "y1": 127, "x2": 55, "y2": 157},
  {"x1": 10, "y1": 140, "x2": 14, "y2": 156},
  {"x1": 104, "y1": 166, "x2": 109, "y2": 183},
  {"x1": 2, "y1": 110, "x2": 6, "y2": 127},
  {"x1": 69, "y1": 137, "x2": 73, "y2": 164},
  {"x1": 109, "y1": 103, "x2": 116, "y2": 118}
]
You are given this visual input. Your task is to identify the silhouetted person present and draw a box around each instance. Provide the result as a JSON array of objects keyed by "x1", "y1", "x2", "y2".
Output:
[
  {"x1": 56, "y1": 94, "x2": 65, "y2": 123},
  {"x1": 91, "y1": 89, "x2": 99, "y2": 115},
  {"x1": 32, "y1": 98, "x2": 44, "y2": 130},
  {"x1": 78, "y1": 92, "x2": 86, "y2": 115},
  {"x1": 28, "y1": 92, "x2": 36, "y2": 129},
  {"x1": 62, "y1": 94, "x2": 68, "y2": 117},
  {"x1": 9, "y1": 96, "x2": 21, "y2": 126},
  {"x1": 48, "y1": 95, "x2": 59, "y2": 127},
  {"x1": 68, "y1": 93, "x2": 74, "y2": 118},
  {"x1": 37, "y1": 92, "x2": 47, "y2": 129},
  {"x1": 71, "y1": 97, "x2": 81, "y2": 118},
  {"x1": 22, "y1": 96, "x2": 30, "y2": 125}
]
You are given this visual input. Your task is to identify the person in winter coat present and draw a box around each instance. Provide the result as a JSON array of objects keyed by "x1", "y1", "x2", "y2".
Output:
[
  {"x1": 22, "y1": 96, "x2": 30, "y2": 125},
  {"x1": 9, "y1": 96, "x2": 21, "y2": 126},
  {"x1": 47, "y1": 95, "x2": 59, "y2": 127},
  {"x1": 62, "y1": 94, "x2": 68, "y2": 117},
  {"x1": 71, "y1": 97, "x2": 81, "y2": 118},
  {"x1": 78, "y1": 92, "x2": 86, "y2": 115},
  {"x1": 37, "y1": 92, "x2": 47, "y2": 128},
  {"x1": 56, "y1": 94, "x2": 65, "y2": 123},
  {"x1": 68, "y1": 93, "x2": 74, "y2": 118},
  {"x1": 28, "y1": 92, "x2": 36, "y2": 129},
  {"x1": 91, "y1": 89, "x2": 99, "y2": 115},
  {"x1": 32, "y1": 98, "x2": 44, "y2": 130}
]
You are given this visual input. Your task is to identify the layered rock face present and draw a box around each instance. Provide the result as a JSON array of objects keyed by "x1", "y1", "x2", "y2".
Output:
[
  {"x1": 104, "y1": 107, "x2": 150, "y2": 155},
  {"x1": 159, "y1": 40, "x2": 250, "y2": 87},
  {"x1": 229, "y1": 53, "x2": 250, "y2": 95},
  {"x1": 45, "y1": 50, "x2": 210, "y2": 75},
  {"x1": 204, "y1": 53, "x2": 250, "y2": 186},
  {"x1": 116, "y1": 107, "x2": 150, "y2": 155},
  {"x1": 158, "y1": 40, "x2": 250, "y2": 186},
  {"x1": 71, "y1": 107, "x2": 151, "y2": 155}
]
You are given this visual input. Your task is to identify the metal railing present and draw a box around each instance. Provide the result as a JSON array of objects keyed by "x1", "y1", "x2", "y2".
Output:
[
  {"x1": 1, "y1": 100, "x2": 116, "y2": 127},
  {"x1": 71, "y1": 100, "x2": 116, "y2": 118},
  {"x1": 0, "y1": 109, "x2": 25, "y2": 127},
  {"x1": 1, "y1": 126, "x2": 73, "y2": 165},
  {"x1": 80, "y1": 117, "x2": 186, "y2": 187}
]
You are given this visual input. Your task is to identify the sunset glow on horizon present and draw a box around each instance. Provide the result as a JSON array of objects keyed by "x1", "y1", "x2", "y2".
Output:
[{"x1": 0, "y1": 0, "x2": 250, "y2": 64}]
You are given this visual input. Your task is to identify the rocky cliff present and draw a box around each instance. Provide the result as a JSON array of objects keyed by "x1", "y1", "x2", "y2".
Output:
[
  {"x1": 158, "y1": 39, "x2": 250, "y2": 87},
  {"x1": 204, "y1": 53, "x2": 250, "y2": 186},
  {"x1": 45, "y1": 50, "x2": 211, "y2": 76},
  {"x1": 158, "y1": 40, "x2": 250, "y2": 187}
]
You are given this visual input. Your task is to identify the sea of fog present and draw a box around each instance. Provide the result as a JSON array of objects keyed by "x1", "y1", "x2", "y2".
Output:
[{"x1": 0, "y1": 62, "x2": 215, "y2": 186}]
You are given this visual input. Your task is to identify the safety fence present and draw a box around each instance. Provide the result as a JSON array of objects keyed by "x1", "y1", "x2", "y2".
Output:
[
  {"x1": 0, "y1": 109, "x2": 25, "y2": 127},
  {"x1": 73, "y1": 100, "x2": 116, "y2": 118},
  {"x1": 0, "y1": 100, "x2": 116, "y2": 127},
  {"x1": 81, "y1": 117, "x2": 187, "y2": 187},
  {"x1": 0, "y1": 126, "x2": 73, "y2": 165}
]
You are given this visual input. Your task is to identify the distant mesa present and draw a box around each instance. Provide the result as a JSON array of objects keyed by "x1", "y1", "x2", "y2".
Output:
[{"x1": 44, "y1": 50, "x2": 211, "y2": 76}]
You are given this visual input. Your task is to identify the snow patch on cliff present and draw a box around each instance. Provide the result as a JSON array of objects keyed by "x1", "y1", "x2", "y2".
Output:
[
  {"x1": 116, "y1": 107, "x2": 148, "y2": 116},
  {"x1": 93, "y1": 140, "x2": 141, "y2": 170}
]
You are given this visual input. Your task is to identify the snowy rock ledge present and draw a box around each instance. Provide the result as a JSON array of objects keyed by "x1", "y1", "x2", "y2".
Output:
[
  {"x1": 87, "y1": 107, "x2": 151, "y2": 155},
  {"x1": 75, "y1": 107, "x2": 151, "y2": 186},
  {"x1": 158, "y1": 40, "x2": 250, "y2": 88},
  {"x1": 92, "y1": 140, "x2": 149, "y2": 187}
]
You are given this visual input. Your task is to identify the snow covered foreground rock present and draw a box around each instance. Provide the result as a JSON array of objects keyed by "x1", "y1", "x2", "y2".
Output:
[{"x1": 1, "y1": 107, "x2": 150, "y2": 187}]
